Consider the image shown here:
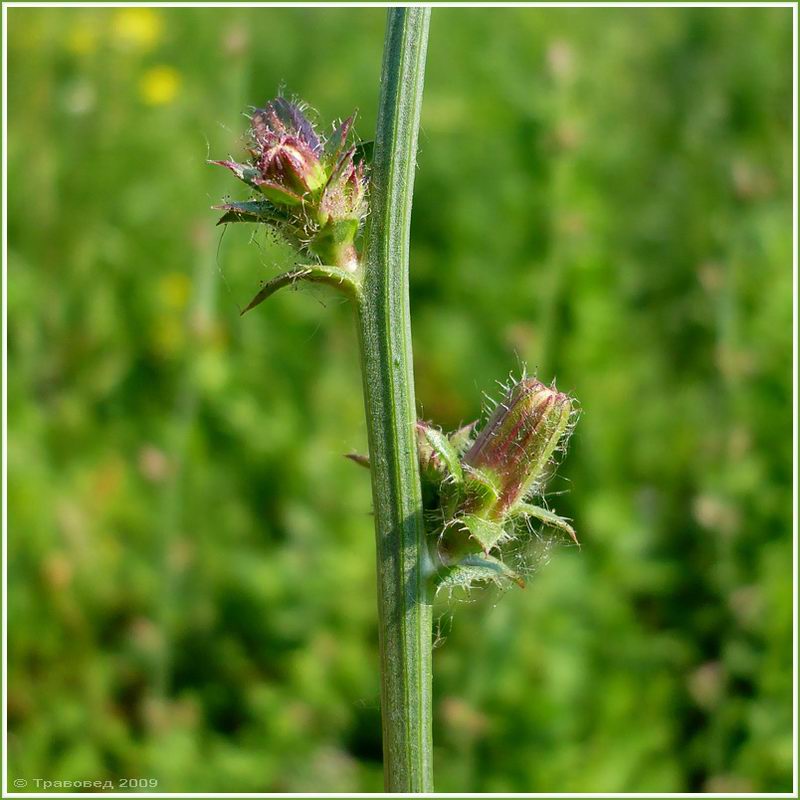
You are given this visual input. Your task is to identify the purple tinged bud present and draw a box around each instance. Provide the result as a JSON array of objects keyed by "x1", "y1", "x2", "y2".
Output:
[
  {"x1": 212, "y1": 95, "x2": 368, "y2": 270},
  {"x1": 252, "y1": 98, "x2": 322, "y2": 155},
  {"x1": 249, "y1": 99, "x2": 327, "y2": 197},
  {"x1": 462, "y1": 378, "x2": 572, "y2": 518}
]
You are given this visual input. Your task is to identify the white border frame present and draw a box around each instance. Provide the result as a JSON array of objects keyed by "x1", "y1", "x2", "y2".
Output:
[{"x1": 2, "y1": 2, "x2": 797, "y2": 798}]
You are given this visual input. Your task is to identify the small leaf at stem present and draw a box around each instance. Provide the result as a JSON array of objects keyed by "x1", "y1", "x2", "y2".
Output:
[
  {"x1": 345, "y1": 453, "x2": 371, "y2": 469},
  {"x1": 437, "y1": 553, "x2": 524, "y2": 589},
  {"x1": 214, "y1": 199, "x2": 290, "y2": 226},
  {"x1": 515, "y1": 502, "x2": 579, "y2": 545},
  {"x1": 241, "y1": 264, "x2": 360, "y2": 315}
]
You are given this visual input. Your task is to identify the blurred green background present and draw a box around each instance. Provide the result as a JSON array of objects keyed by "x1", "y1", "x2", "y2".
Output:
[{"x1": 6, "y1": 6, "x2": 794, "y2": 793}]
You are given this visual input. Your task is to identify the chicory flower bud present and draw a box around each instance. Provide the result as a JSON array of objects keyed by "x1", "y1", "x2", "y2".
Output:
[
  {"x1": 462, "y1": 378, "x2": 572, "y2": 519},
  {"x1": 211, "y1": 96, "x2": 368, "y2": 271},
  {"x1": 213, "y1": 98, "x2": 327, "y2": 205},
  {"x1": 250, "y1": 99, "x2": 328, "y2": 200}
]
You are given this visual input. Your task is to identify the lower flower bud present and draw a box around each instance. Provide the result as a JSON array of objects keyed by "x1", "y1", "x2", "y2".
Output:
[{"x1": 462, "y1": 378, "x2": 572, "y2": 518}]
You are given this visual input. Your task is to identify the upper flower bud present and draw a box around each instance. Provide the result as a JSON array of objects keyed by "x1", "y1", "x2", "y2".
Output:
[
  {"x1": 211, "y1": 96, "x2": 368, "y2": 271},
  {"x1": 462, "y1": 378, "x2": 572, "y2": 519},
  {"x1": 249, "y1": 99, "x2": 328, "y2": 202}
]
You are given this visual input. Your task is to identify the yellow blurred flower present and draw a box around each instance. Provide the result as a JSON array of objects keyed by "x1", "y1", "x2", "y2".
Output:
[
  {"x1": 112, "y1": 8, "x2": 163, "y2": 52},
  {"x1": 139, "y1": 65, "x2": 181, "y2": 106}
]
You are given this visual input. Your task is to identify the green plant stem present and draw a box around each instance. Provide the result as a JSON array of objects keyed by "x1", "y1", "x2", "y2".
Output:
[{"x1": 356, "y1": 7, "x2": 433, "y2": 793}]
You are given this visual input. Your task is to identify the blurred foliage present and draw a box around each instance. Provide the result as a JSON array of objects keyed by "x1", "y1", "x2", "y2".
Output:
[{"x1": 6, "y1": 6, "x2": 793, "y2": 793}]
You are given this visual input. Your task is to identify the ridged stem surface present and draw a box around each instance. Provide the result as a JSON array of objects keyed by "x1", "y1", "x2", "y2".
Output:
[{"x1": 356, "y1": 7, "x2": 433, "y2": 793}]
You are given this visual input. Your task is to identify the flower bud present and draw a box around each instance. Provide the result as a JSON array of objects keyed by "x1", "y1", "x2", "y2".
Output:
[
  {"x1": 211, "y1": 96, "x2": 369, "y2": 271},
  {"x1": 319, "y1": 148, "x2": 366, "y2": 223},
  {"x1": 462, "y1": 378, "x2": 572, "y2": 519},
  {"x1": 250, "y1": 99, "x2": 328, "y2": 199}
]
